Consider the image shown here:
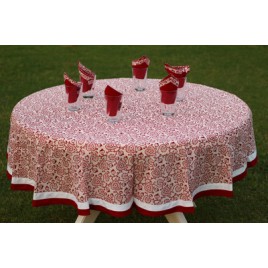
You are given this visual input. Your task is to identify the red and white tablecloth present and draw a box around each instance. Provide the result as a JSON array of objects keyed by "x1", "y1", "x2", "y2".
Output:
[{"x1": 7, "y1": 78, "x2": 257, "y2": 217}]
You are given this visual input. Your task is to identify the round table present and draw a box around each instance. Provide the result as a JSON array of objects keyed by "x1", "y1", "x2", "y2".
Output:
[{"x1": 7, "y1": 78, "x2": 257, "y2": 219}]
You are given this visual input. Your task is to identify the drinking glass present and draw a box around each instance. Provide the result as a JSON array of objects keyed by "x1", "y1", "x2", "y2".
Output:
[
  {"x1": 132, "y1": 67, "x2": 148, "y2": 91},
  {"x1": 65, "y1": 84, "x2": 81, "y2": 111},
  {"x1": 160, "y1": 89, "x2": 177, "y2": 116},
  {"x1": 82, "y1": 75, "x2": 96, "y2": 98},
  {"x1": 176, "y1": 77, "x2": 187, "y2": 102},
  {"x1": 105, "y1": 95, "x2": 122, "y2": 123}
]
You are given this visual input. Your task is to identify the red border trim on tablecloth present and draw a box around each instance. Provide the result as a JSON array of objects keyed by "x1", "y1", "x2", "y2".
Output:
[
  {"x1": 135, "y1": 204, "x2": 195, "y2": 217},
  {"x1": 191, "y1": 156, "x2": 258, "y2": 201},
  {"x1": 31, "y1": 199, "x2": 132, "y2": 217},
  {"x1": 6, "y1": 155, "x2": 258, "y2": 218},
  {"x1": 133, "y1": 156, "x2": 258, "y2": 217}
]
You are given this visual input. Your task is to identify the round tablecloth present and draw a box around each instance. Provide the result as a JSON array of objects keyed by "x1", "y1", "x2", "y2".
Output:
[{"x1": 7, "y1": 78, "x2": 257, "y2": 216}]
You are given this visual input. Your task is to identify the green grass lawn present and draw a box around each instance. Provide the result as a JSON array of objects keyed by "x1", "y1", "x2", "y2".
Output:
[{"x1": 0, "y1": 45, "x2": 267, "y2": 223}]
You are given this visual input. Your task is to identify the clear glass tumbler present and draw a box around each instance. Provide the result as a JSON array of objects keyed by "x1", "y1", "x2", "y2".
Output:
[
  {"x1": 132, "y1": 67, "x2": 148, "y2": 91},
  {"x1": 66, "y1": 84, "x2": 81, "y2": 111},
  {"x1": 82, "y1": 75, "x2": 96, "y2": 98},
  {"x1": 105, "y1": 95, "x2": 122, "y2": 123},
  {"x1": 176, "y1": 77, "x2": 187, "y2": 102},
  {"x1": 161, "y1": 103, "x2": 176, "y2": 116},
  {"x1": 160, "y1": 89, "x2": 177, "y2": 116}
]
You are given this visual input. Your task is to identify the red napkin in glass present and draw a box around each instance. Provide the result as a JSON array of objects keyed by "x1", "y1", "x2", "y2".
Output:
[
  {"x1": 104, "y1": 85, "x2": 123, "y2": 117},
  {"x1": 63, "y1": 73, "x2": 80, "y2": 103},
  {"x1": 132, "y1": 56, "x2": 150, "y2": 79},
  {"x1": 159, "y1": 75, "x2": 180, "y2": 104},
  {"x1": 78, "y1": 61, "x2": 95, "y2": 77},
  {"x1": 164, "y1": 64, "x2": 190, "y2": 88},
  {"x1": 79, "y1": 72, "x2": 95, "y2": 93},
  {"x1": 78, "y1": 62, "x2": 95, "y2": 92}
]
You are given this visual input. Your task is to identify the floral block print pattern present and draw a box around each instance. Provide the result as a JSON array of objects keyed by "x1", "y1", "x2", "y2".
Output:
[{"x1": 7, "y1": 79, "x2": 257, "y2": 217}]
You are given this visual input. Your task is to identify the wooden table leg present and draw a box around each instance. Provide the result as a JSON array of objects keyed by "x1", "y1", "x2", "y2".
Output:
[
  {"x1": 75, "y1": 210, "x2": 101, "y2": 223},
  {"x1": 165, "y1": 212, "x2": 188, "y2": 223}
]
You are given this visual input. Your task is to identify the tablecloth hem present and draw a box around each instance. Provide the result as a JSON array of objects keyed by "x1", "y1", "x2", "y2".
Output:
[
  {"x1": 6, "y1": 154, "x2": 257, "y2": 218},
  {"x1": 31, "y1": 199, "x2": 132, "y2": 217},
  {"x1": 232, "y1": 155, "x2": 258, "y2": 183},
  {"x1": 134, "y1": 204, "x2": 195, "y2": 217}
]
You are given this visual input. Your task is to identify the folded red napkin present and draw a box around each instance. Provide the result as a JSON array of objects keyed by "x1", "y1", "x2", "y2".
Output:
[
  {"x1": 159, "y1": 75, "x2": 180, "y2": 104},
  {"x1": 132, "y1": 56, "x2": 150, "y2": 79},
  {"x1": 79, "y1": 72, "x2": 95, "y2": 93},
  {"x1": 63, "y1": 73, "x2": 80, "y2": 103},
  {"x1": 104, "y1": 85, "x2": 123, "y2": 116},
  {"x1": 64, "y1": 72, "x2": 80, "y2": 89},
  {"x1": 78, "y1": 61, "x2": 95, "y2": 77},
  {"x1": 164, "y1": 64, "x2": 190, "y2": 88},
  {"x1": 132, "y1": 56, "x2": 150, "y2": 68},
  {"x1": 159, "y1": 75, "x2": 180, "y2": 90},
  {"x1": 78, "y1": 62, "x2": 95, "y2": 93}
]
